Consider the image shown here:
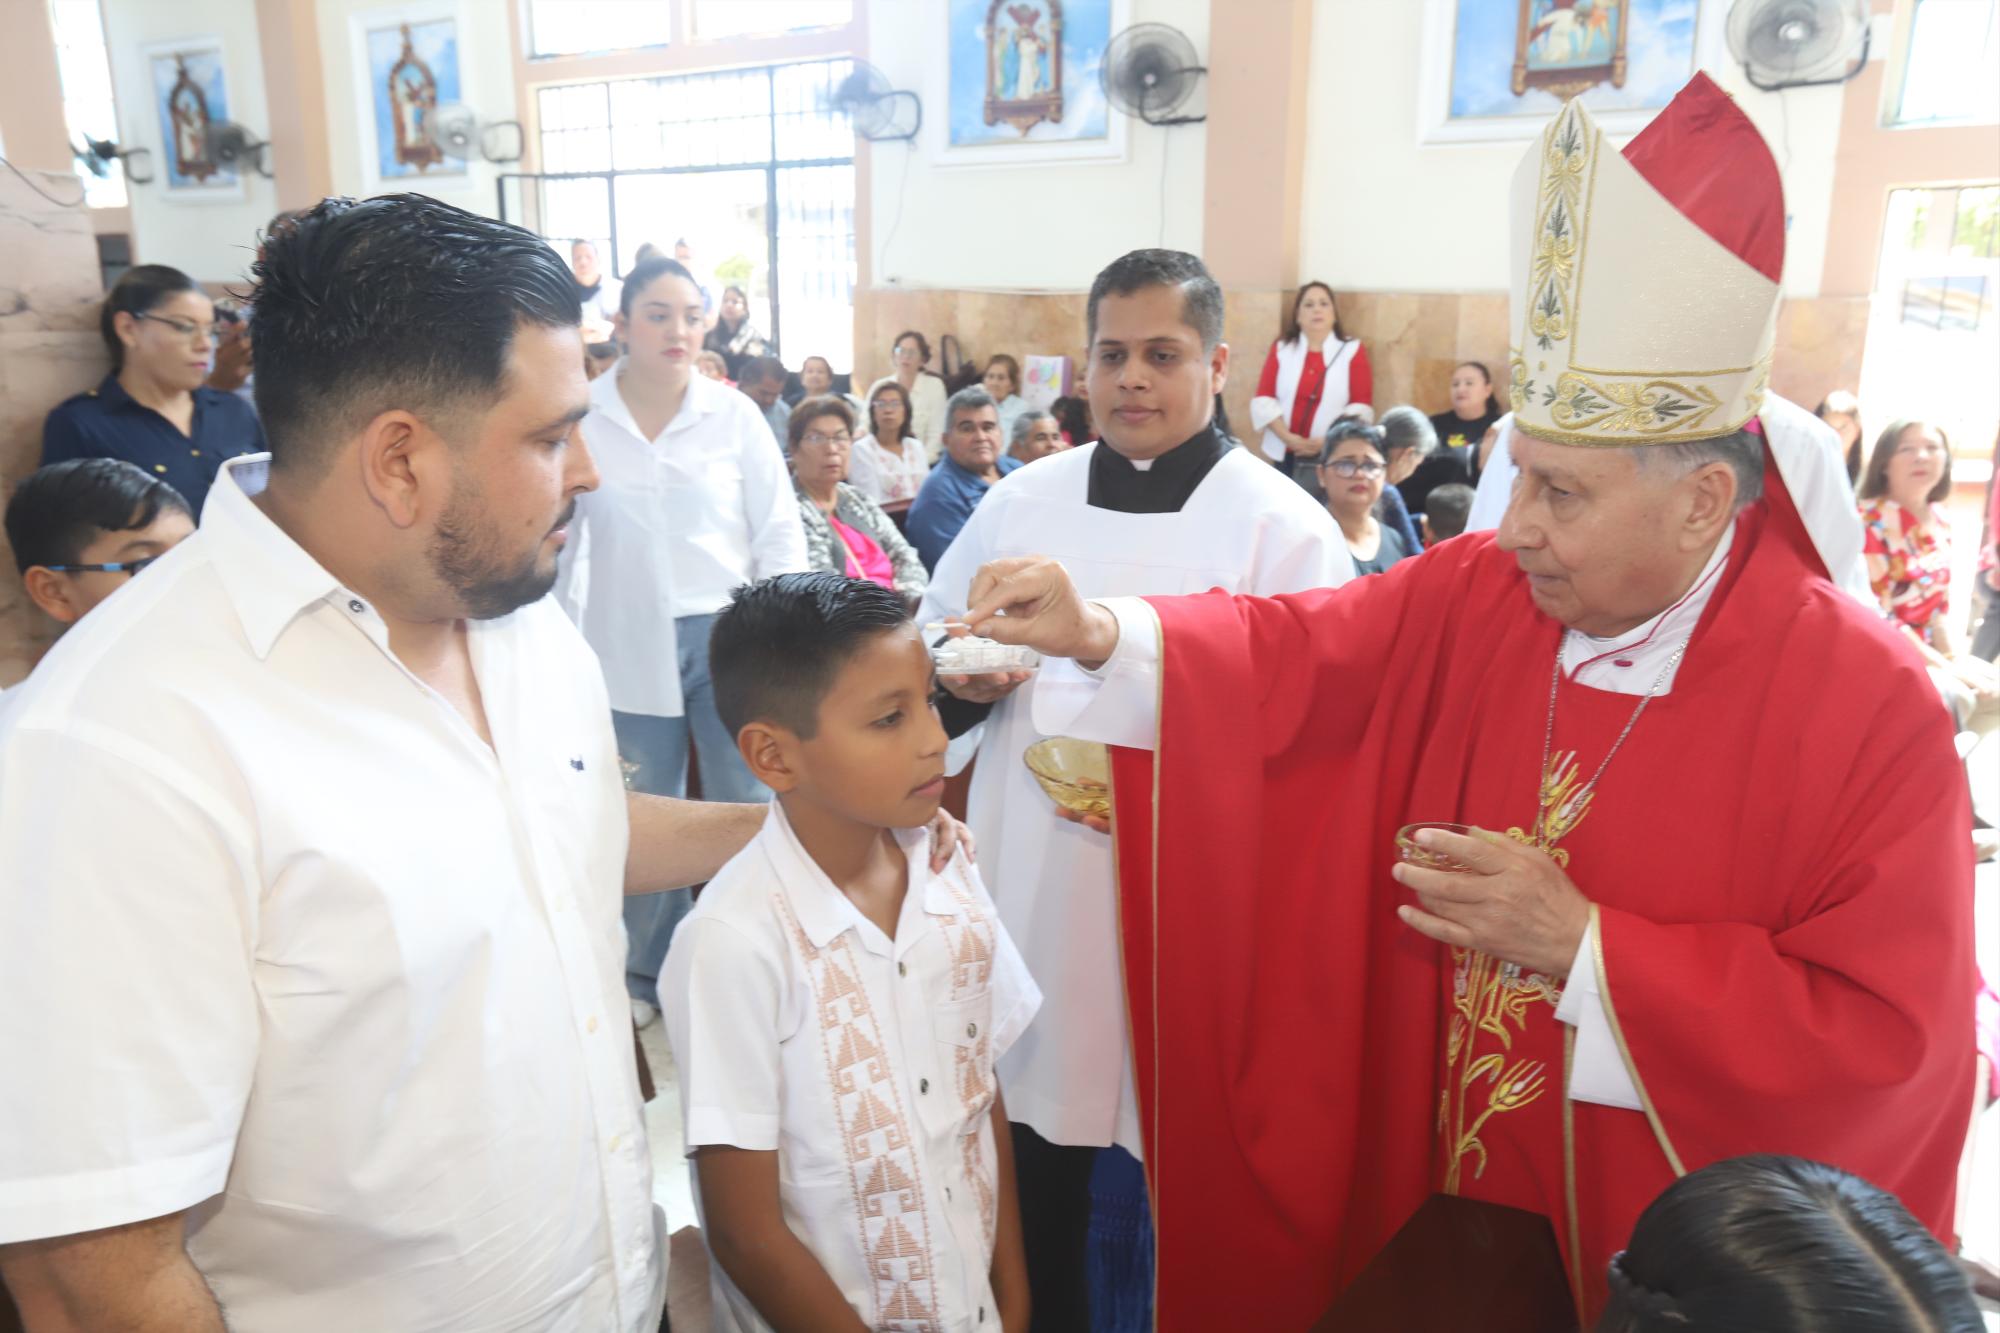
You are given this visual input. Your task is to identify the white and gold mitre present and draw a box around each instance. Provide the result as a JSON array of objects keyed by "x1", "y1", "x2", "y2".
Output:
[{"x1": 1508, "y1": 72, "x2": 1785, "y2": 446}]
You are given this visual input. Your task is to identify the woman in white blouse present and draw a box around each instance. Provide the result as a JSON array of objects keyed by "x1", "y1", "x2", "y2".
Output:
[
  {"x1": 558, "y1": 255, "x2": 809, "y2": 1020},
  {"x1": 865, "y1": 329, "x2": 949, "y2": 462},
  {"x1": 846, "y1": 378, "x2": 931, "y2": 508}
]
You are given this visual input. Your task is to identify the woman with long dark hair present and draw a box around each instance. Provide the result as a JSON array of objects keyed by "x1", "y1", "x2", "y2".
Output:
[
  {"x1": 43, "y1": 264, "x2": 265, "y2": 517},
  {"x1": 1249, "y1": 281, "x2": 1372, "y2": 488},
  {"x1": 700, "y1": 283, "x2": 770, "y2": 379},
  {"x1": 1412, "y1": 361, "x2": 1502, "y2": 512},
  {"x1": 1597, "y1": 1155, "x2": 1981, "y2": 1332}
]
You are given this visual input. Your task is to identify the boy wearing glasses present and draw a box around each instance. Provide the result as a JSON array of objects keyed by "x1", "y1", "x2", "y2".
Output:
[{"x1": 4, "y1": 457, "x2": 193, "y2": 631}]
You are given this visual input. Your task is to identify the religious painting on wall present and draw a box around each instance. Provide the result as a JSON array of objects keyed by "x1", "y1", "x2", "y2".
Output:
[
  {"x1": 935, "y1": 0, "x2": 1128, "y2": 164},
  {"x1": 146, "y1": 40, "x2": 237, "y2": 195},
  {"x1": 1418, "y1": 0, "x2": 1710, "y2": 143},
  {"x1": 364, "y1": 15, "x2": 466, "y2": 181}
]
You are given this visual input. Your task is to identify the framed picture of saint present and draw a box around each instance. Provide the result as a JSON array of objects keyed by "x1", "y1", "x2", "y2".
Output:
[
  {"x1": 350, "y1": 2, "x2": 470, "y2": 195},
  {"x1": 935, "y1": 0, "x2": 1128, "y2": 165},
  {"x1": 1513, "y1": 0, "x2": 1629, "y2": 99},
  {"x1": 1417, "y1": 0, "x2": 1716, "y2": 144},
  {"x1": 145, "y1": 39, "x2": 240, "y2": 197},
  {"x1": 365, "y1": 15, "x2": 465, "y2": 181}
]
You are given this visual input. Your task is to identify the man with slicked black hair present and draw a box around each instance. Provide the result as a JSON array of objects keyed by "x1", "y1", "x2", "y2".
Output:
[{"x1": 0, "y1": 194, "x2": 962, "y2": 1332}]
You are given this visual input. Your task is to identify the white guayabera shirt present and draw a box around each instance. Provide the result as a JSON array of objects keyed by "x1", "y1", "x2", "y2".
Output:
[{"x1": 0, "y1": 456, "x2": 662, "y2": 1332}]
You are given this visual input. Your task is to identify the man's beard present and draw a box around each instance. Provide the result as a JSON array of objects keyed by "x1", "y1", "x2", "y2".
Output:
[{"x1": 428, "y1": 478, "x2": 571, "y2": 621}]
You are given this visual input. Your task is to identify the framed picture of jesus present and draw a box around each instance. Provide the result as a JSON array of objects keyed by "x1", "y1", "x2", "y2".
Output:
[{"x1": 933, "y1": 0, "x2": 1129, "y2": 166}]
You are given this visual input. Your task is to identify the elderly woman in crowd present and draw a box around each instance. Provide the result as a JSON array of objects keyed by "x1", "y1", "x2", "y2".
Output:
[
  {"x1": 981, "y1": 354, "x2": 1030, "y2": 436},
  {"x1": 847, "y1": 379, "x2": 931, "y2": 508},
  {"x1": 786, "y1": 394, "x2": 927, "y2": 605},
  {"x1": 1007, "y1": 410, "x2": 1068, "y2": 465},
  {"x1": 1859, "y1": 418, "x2": 1999, "y2": 735},
  {"x1": 1374, "y1": 405, "x2": 1433, "y2": 557}
]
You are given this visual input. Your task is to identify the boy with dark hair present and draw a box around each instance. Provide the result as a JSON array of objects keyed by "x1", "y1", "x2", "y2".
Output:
[
  {"x1": 665, "y1": 571, "x2": 1037, "y2": 1333},
  {"x1": 1421, "y1": 481, "x2": 1475, "y2": 545},
  {"x1": 4, "y1": 458, "x2": 193, "y2": 630}
]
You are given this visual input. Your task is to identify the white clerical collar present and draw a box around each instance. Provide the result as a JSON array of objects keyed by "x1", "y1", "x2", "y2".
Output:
[{"x1": 1560, "y1": 523, "x2": 1733, "y2": 696}]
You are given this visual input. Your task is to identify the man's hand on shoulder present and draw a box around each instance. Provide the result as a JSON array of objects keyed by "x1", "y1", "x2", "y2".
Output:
[{"x1": 964, "y1": 557, "x2": 1121, "y2": 668}]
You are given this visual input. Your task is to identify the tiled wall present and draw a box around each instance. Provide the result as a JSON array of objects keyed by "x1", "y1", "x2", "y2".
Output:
[
  {"x1": 0, "y1": 170, "x2": 111, "y2": 685},
  {"x1": 856, "y1": 287, "x2": 1874, "y2": 444}
]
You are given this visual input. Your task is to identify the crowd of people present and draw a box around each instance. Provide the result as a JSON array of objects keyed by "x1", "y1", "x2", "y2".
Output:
[{"x1": 0, "y1": 73, "x2": 1996, "y2": 1333}]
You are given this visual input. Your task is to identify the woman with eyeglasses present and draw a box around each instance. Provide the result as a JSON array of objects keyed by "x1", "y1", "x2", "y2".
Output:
[
  {"x1": 1317, "y1": 419, "x2": 1412, "y2": 576},
  {"x1": 786, "y1": 395, "x2": 927, "y2": 603},
  {"x1": 865, "y1": 329, "x2": 949, "y2": 464},
  {"x1": 42, "y1": 264, "x2": 266, "y2": 518}
]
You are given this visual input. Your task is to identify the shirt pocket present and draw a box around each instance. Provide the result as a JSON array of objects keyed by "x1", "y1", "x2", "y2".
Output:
[{"x1": 928, "y1": 992, "x2": 998, "y2": 1133}]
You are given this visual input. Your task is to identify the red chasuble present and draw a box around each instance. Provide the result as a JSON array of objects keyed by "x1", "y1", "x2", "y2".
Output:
[{"x1": 1108, "y1": 455, "x2": 1976, "y2": 1329}]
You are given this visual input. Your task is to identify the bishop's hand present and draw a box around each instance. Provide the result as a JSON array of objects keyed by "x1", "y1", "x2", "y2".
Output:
[
  {"x1": 1391, "y1": 827, "x2": 1591, "y2": 979},
  {"x1": 964, "y1": 557, "x2": 1122, "y2": 667}
]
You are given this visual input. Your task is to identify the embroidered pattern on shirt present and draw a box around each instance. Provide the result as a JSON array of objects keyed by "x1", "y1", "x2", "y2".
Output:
[
  {"x1": 937, "y1": 862, "x2": 1001, "y2": 1249},
  {"x1": 776, "y1": 894, "x2": 943, "y2": 1332}
]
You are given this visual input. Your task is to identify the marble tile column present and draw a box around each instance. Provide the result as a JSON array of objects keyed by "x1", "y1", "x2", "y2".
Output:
[{"x1": 0, "y1": 168, "x2": 111, "y2": 685}]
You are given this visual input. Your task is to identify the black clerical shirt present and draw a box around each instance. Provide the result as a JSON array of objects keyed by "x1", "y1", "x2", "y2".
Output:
[
  {"x1": 937, "y1": 422, "x2": 1231, "y2": 736},
  {"x1": 1085, "y1": 422, "x2": 1230, "y2": 514}
]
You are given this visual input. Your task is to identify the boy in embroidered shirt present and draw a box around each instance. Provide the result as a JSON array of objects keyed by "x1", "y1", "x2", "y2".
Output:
[{"x1": 663, "y1": 572, "x2": 1038, "y2": 1332}]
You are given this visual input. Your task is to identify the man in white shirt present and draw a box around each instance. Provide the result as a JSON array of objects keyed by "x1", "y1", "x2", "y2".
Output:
[
  {"x1": 0, "y1": 196, "x2": 954, "y2": 1333},
  {"x1": 914, "y1": 248, "x2": 1348, "y2": 1328}
]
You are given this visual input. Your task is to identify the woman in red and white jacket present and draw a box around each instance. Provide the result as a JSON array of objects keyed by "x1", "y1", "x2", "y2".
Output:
[{"x1": 1249, "y1": 281, "x2": 1372, "y2": 488}]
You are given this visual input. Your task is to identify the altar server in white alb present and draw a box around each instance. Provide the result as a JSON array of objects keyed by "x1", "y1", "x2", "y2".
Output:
[{"x1": 914, "y1": 248, "x2": 1351, "y2": 1327}]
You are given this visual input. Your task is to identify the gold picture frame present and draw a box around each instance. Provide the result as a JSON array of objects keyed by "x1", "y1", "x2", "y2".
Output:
[
  {"x1": 1512, "y1": 0, "x2": 1630, "y2": 102},
  {"x1": 983, "y1": 0, "x2": 1066, "y2": 135}
]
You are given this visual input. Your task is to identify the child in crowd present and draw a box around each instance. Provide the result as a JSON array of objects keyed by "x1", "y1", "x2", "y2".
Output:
[
  {"x1": 1421, "y1": 482, "x2": 1475, "y2": 546},
  {"x1": 663, "y1": 572, "x2": 1038, "y2": 1333},
  {"x1": 4, "y1": 457, "x2": 193, "y2": 632}
]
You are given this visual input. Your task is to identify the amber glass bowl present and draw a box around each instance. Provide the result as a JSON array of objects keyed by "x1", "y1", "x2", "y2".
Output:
[
  {"x1": 1024, "y1": 737, "x2": 1112, "y2": 818},
  {"x1": 1394, "y1": 822, "x2": 1479, "y2": 872}
]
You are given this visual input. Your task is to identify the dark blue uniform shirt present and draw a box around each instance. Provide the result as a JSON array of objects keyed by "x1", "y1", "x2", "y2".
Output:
[{"x1": 42, "y1": 374, "x2": 265, "y2": 518}]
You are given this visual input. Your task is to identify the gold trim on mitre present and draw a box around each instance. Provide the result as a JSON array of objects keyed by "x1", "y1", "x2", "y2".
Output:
[{"x1": 1507, "y1": 94, "x2": 1779, "y2": 448}]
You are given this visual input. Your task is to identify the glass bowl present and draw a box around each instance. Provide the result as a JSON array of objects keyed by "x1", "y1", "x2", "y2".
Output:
[
  {"x1": 1023, "y1": 737, "x2": 1112, "y2": 818},
  {"x1": 1394, "y1": 822, "x2": 1479, "y2": 872}
]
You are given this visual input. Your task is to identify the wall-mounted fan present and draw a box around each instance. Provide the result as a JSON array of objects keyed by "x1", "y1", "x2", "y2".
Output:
[
  {"x1": 426, "y1": 103, "x2": 525, "y2": 163},
  {"x1": 828, "y1": 61, "x2": 923, "y2": 142},
  {"x1": 204, "y1": 121, "x2": 273, "y2": 178},
  {"x1": 74, "y1": 136, "x2": 154, "y2": 185},
  {"x1": 1101, "y1": 22, "x2": 1207, "y2": 126},
  {"x1": 1726, "y1": 0, "x2": 1870, "y2": 91}
]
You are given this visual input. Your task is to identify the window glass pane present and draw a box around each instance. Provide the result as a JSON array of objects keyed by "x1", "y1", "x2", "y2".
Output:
[
  {"x1": 47, "y1": 0, "x2": 125, "y2": 208},
  {"x1": 1894, "y1": 0, "x2": 2000, "y2": 125},
  {"x1": 776, "y1": 162, "x2": 855, "y2": 371},
  {"x1": 541, "y1": 176, "x2": 612, "y2": 258},
  {"x1": 772, "y1": 59, "x2": 854, "y2": 161},
  {"x1": 692, "y1": 0, "x2": 851, "y2": 41},
  {"x1": 529, "y1": 0, "x2": 673, "y2": 58}
]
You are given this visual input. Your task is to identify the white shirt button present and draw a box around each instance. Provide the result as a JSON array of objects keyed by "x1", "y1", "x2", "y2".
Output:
[
  {"x1": 347, "y1": 598, "x2": 365, "y2": 613},
  {"x1": 587, "y1": 1015, "x2": 599, "y2": 1033}
]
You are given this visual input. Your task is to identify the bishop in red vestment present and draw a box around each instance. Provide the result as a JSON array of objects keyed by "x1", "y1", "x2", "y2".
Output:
[{"x1": 964, "y1": 75, "x2": 1978, "y2": 1329}]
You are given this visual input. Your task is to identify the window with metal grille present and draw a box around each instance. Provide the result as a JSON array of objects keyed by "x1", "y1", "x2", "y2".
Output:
[{"x1": 510, "y1": 59, "x2": 856, "y2": 371}]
